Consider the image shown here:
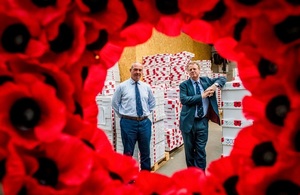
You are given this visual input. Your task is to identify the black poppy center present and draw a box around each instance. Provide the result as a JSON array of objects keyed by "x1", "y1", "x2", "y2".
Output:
[
  {"x1": 10, "y1": 98, "x2": 41, "y2": 132},
  {"x1": 252, "y1": 141, "x2": 277, "y2": 166},
  {"x1": 121, "y1": 0, "x2": 140, "y2": 28},
  {"x1": 295, "y1": 76, "x2": 300, "y2": 92},
  {"x1": 202, "y1": 1, "x2": 226, "y2": 21},
  {"x1": 49, "y1": 23, "x2": 74, "y2": 53},
  {"x1": 81, "y1": 139, "x2": 95, "y2": 150},
  {"x1": 155, "y1": 0, "x2": 179, "y2": 15},
  {"x1": 109, "y1": 171, "x2": 123, "y2": 182},
  {"x1": 234, "y1": 18, "x2": 247, "y2": 41},
  {"x1": 74, "y1": 101, "x2": 84, "y2": 118},
  {"x1": 1, "y1": 23, "x2": 30, "y2": 53},
  {"x1": 236, "y1": 0, "x2": 262, "y2": 5},
  {"x1": 223, "y1": 175, "x2": 239, "y2": 195},
  {"x1": 0, "y1": 159, "x2": 6, "y2": 180},
  {"x1": 274, "y1": 16, "x2": 300, "y2": 44},
  {"x1": 0, "y1": 75, "x2": 14, "y2": 85},
  {"x1": 81, "y1": 66, "x2": 89, "y2": 84},
  {"x1": 266, "y1": 95, "x2": 290, "y2": 126},
  {"x1": 31, "y1": 0, "x2": 56, "y2": 7},
  {"x1": 82, "y1": 0, "x2": 109, "y2": 14},
  {"x1": 33, "y1": 157, "x2": 59, "y2": 187},
  {"x1": 86, "y1": 30, "x2": 108, "y2": 51},
  {"x1": 258, "y1": 58, "x2": 277, "y2": 78},
  {"x1": 43, "y1": 73, "x2": 58, "y2": 91},
  {"x1": 266, "y1": 180, "x2": 300, "y2": 195},
  {"x1": 17, "y1": 186, "x2": 27, "y2": 195},
  {"x1": 286, "y1": 0, "x2": 300, "y2": 5}
]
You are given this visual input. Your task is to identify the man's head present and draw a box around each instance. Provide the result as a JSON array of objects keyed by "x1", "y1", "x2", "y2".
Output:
[
  {"x1": 187, "y1": 61, "x2": 200, "y2": 81},
  {"x1": 130, "y1": 62, "x2": 143, "y2": 82}
]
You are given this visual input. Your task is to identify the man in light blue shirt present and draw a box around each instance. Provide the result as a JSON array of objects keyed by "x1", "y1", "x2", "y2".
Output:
[{"x1": 112, "y1": 62, "x2": 155, "y2": 171}]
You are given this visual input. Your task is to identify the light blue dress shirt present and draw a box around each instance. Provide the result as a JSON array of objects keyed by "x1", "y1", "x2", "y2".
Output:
[
  {"x1": 112, "y1": 78, "x2": 156, "y2": 118},
  {"x1": 192, "y1": 79, "x2": 209, "y2": 118}
]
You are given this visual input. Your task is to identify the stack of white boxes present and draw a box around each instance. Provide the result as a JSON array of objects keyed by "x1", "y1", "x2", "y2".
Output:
[
  {"x1": 221, "y1": 78, "x2": 252, "y2": 157},
  {"x1": 96, "y1": 63, "x2": 121, "y2": 149},
  {"x1": 151, "y1": 87, "x2": 166, "y2": 166},
  {"x1": 96, "y1": 96, "x2": 116, "y2": 148},
  {"x1": 164, "y1": 98, "x2": 183, "y2": 151}
]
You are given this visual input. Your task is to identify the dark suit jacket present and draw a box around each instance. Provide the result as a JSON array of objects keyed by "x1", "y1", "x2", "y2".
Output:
[{"x1": 179, "y1": 76, "x2": 226, "y2": 133}]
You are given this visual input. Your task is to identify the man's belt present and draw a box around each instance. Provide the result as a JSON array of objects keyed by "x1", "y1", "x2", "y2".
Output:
[{"x1": 122, "y1": 115, "x2": 148, "y2": 121}]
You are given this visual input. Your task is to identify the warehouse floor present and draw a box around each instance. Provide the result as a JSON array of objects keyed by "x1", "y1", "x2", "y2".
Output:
[{"x1": 155, "y1": 121, "x2": 222, "y2": 176}]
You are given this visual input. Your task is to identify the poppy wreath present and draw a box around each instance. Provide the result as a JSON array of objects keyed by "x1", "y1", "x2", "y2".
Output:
[{"x1": 0, "y1": 0, "x2": 299, "y2": 194}]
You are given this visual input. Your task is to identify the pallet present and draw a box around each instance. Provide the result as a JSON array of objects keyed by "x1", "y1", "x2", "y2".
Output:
[{"x1": 151, "y1": 152, "x2": 170, "y2": 172}]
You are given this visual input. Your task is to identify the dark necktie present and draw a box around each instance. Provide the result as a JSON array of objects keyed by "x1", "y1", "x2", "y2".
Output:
[
  {"x1": 135, "y1": 82, "x2": 143, "y2": 117},
  {"x1": 195, "y1": 82, "x2": 203, "y2": 117}
]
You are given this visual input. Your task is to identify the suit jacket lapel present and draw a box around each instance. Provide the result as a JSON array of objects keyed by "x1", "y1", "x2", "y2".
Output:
[
  {"x1": 187, "y1": 79, "x2": 195, "y2": 95},
  {"x1": 200, "y1": 77, "x2": 209, "y2": 90}
]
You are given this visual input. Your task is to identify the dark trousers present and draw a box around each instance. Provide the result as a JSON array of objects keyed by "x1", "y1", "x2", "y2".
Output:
[
  {"x1": 181, "y1": 117, "x2": 209, "y2": 170},
  {"x1": 120, "y1": 118, "x2": 152, "y2": 170}
]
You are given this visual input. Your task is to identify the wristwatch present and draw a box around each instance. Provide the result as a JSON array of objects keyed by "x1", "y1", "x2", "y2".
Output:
[{"x1": 214, "y1": 83, "x2": 220, "y2": 87}]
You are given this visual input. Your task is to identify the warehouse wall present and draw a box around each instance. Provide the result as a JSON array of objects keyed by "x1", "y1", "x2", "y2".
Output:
[{"x1": 118, "y1": 29, "x2": 212, "y2": 81}]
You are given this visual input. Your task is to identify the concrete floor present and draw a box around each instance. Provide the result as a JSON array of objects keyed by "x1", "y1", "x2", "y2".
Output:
[{"x1": 156, "y1": 121, "x2": 222, "y2": 176}]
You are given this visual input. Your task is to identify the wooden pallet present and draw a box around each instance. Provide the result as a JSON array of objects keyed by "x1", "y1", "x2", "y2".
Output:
[{"x1": 151, "y1": 152, "x2": 170, "y2": 172}]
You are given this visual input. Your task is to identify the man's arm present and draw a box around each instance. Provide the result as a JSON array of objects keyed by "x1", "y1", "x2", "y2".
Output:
[{"x1": 111, "y1": 86, "x2": 122, "y2": 118}]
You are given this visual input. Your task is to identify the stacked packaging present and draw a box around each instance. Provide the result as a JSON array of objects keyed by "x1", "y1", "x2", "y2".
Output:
[
  {"x1": 211, "y1": 72, "x2": 227, "y2": 109},
  {"x1": 150, "y1": 87, "x2": 167, "y2": 166},
  {"x1": 96, "y1": 63, "x2": 121, "y2": 149},
  {"x1": 221, "y1": 78, "x2": 253, "y2": 157}
]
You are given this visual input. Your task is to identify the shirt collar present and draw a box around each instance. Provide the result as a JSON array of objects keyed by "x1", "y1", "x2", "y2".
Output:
[
  {"x1": 190, "y1": 78, "x2": 200, "y2": 84},
  {"x1": 130, "y1": 78, "x2": 139, "y2": 84}
]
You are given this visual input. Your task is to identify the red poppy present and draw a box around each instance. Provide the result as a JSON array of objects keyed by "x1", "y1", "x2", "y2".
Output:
[
  {"x1": 0, "y1": 9, "x2": 47, "y2": 61},
  {"x1": 100, "y1": 152, "x2": 140, "y2": 185},
  {"x1": 132, "y1": 0, "x2": 184, "y2": 37},
  {"x1": 98, "y1": 42, "x2": 125, "y2": 69},
  {"x1": 235, "y1": 46, "x2": 289, "y2": 93},
  {"x1": 279, "y1": 110, "x2": 300, "y2": 155},
  {"x1": 185, "y1": 2, "x2": 241, "y2": 44},
  {"x1": 182, "y1": 19, "x2": 218, "y2": 44},
  {"x1": 1, "y1": 137, "x2": 27, "y2": 195},
  {"x1": 38, "y1": 11, "x2": 86, "y2": 68},
  {"x1": 0, "y1": 74, "x2": 66, "y2": 148},
  {"x1": 7, "y1": 0, "x2": 71, "y2": 26},
  {"x1": 63, "y1": 117, "x2": 114, "y2": 154},
  {"x1": 110, "y1": 22, "x2": 154, "y2": 47},
  {"x1": 179, "y1": 0, "x2": 219, "y2": 18},
  {"x1": 242, "y1": 77, "x2": 294, "y2": 127},
  {"x1": 223, "y1": 0, "x2": 282, "y2": 18},
  {"x1": 171, "y1": 167, "x2": 206, "y2": 194},
  {"x1": 9, "y1": 60, "x2": 76, "y2": 112},
  {"x1": 133, "y1": 171, "x2": 178, "y2": 194},
  {"x1": 231, "y1": 124, "x2": 300, "y2": 195},
  {"x1": 236, "y1": 159, "x2": 300, "y2": 195},
  {"x1": 250, "y1": 15, "x2": 300, "y2": 66},
  {"x1": 100, "y1": 181, "x2": 142, "y2": 195},
  {"x1": 74, "y1": 0, "x2": 127, "y2": 33},
  {"x1": 77, "y1": 151, "x2": 140, "y2": 193},
  {"x1": 66, "y1": 63, "x2": 107, "y2": 125},
  {"x1": 204, "y1": 156, "x2": 242, "y2": 195},
  {"x1": 18, "y1": 135, "x2": 93, "y2": 194}
]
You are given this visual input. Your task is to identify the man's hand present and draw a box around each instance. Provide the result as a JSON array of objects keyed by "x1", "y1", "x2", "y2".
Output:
[
  {"x1": 204, "y1": 85, "x2": 217, "y2": 97},
  {"x1": 202, "y1": 88, "x2": 214, "y2": 98}
]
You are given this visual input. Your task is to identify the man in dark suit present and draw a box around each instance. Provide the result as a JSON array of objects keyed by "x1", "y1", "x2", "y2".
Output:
[{"x1": 179, "y1": 61, "x2": 226, "y2": 171}]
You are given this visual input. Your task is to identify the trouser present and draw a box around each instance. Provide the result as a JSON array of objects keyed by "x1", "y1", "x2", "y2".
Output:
[
  {"x1": 181, "y1": 117, "x2": 209, "y2": 170},
  {"x1": 120, "y1": 117, "x2": 152, "y2": 170}
]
